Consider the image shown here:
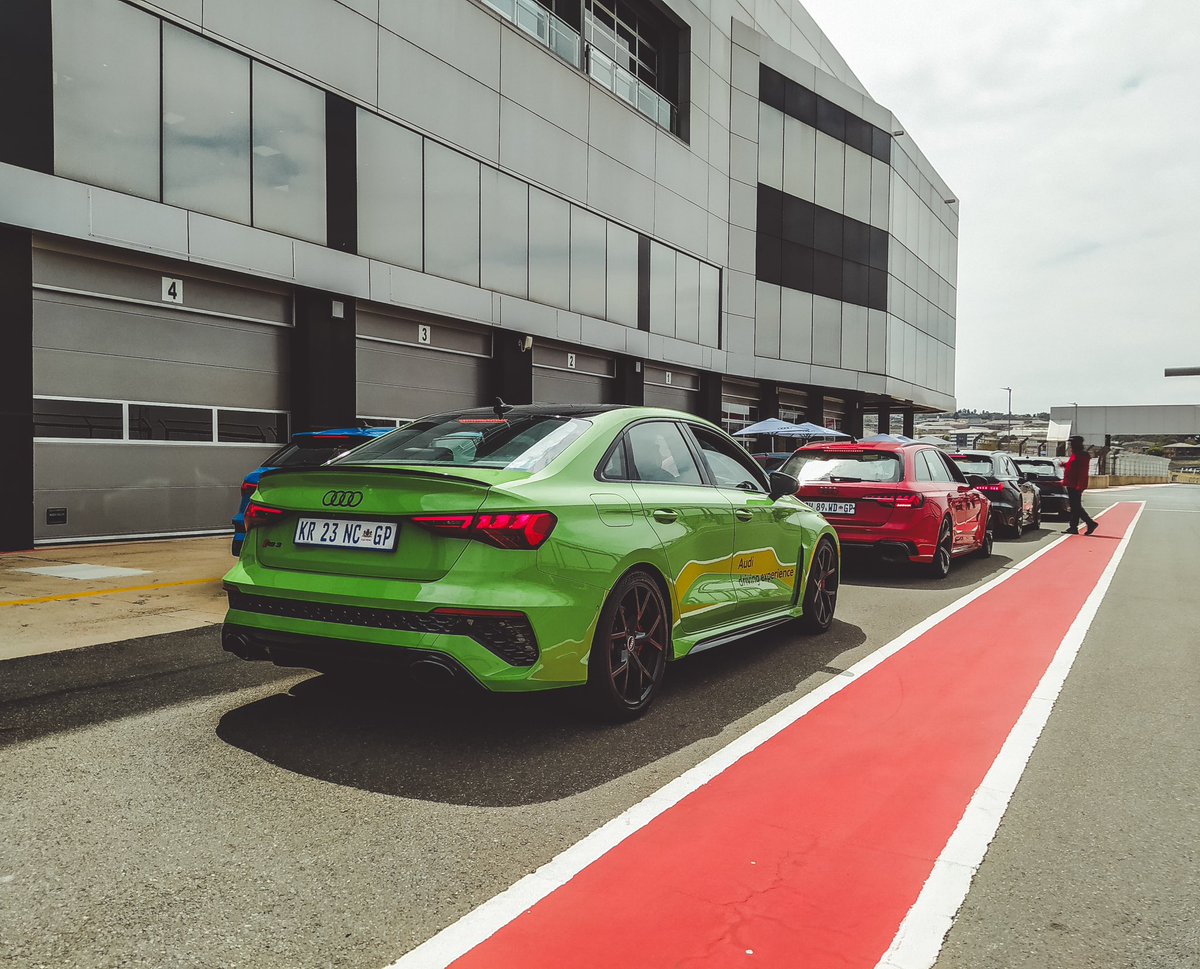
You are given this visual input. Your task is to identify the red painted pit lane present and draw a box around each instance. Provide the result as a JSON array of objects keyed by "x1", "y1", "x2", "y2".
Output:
[{"x1": 450, "y1": 504, "x2": 1140, "y2": 969}]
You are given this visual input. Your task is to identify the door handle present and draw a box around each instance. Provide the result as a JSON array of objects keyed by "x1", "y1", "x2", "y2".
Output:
[
  {"x1": 652, "y1": 509, "x2": 678, "y2": 524},
  {"x1": 734, "y1": 508, "x2": 754, "y2": 522}
]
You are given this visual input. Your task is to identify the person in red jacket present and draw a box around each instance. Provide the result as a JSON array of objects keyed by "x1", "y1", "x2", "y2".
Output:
[{"x1": 1064, "y1": 436, "x2": 1098, "y2": 535}]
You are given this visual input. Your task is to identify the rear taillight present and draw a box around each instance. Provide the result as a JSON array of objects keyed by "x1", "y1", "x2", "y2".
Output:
[
  {"x1": 412, "y1": 512, "x2": 557, "y2": 550},
  {"x1": 241, "y1": 480, "x2": 258, "y2": 498},
  {"x1": 976, "y1": 484, "x2": 1005, "y2": 493},
  {"x1": 245, "y1": 503, "x2": 285, "y2": 529},
  {"x1": 866, "y1": 492, "x2": 925, "y2": 509}
]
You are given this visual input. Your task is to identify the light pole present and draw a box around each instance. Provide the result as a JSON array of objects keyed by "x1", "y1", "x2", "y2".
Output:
[
  {"x1": 1165, "y1": 368, "x2": 1200, "y2": 377},
  {"x1": 1001, "y1": 386, "x2": 1012, "y2": 441},
  {"x1": 1070, "y1": 401, "x2": 1079, "y2": 432}
]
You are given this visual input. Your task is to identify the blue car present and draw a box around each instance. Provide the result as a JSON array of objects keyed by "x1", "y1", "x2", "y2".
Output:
[{"x1": 230, "y1": 427, "x2": 395, "y2": 555}]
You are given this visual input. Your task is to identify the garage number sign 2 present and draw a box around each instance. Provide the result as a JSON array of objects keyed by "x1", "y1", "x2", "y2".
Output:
[{"x1": 161, "y1": 277, "x2": 184, "y2": 304}]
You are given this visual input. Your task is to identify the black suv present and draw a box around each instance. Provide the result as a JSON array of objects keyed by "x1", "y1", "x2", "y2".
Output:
[
  {"x1": 949, "y1": 451, "x2": 1040, "y2": 536},
  {"x1": 1015, "y1": 457, "x2": 1068, "y2": 518}
]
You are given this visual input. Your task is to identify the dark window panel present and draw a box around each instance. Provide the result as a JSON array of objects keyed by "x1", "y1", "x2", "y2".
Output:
[
  {"x1": 845, "y1": 114, "x2": 874, "y2": 155},
  {"x1": 782, "y1": 194, "x2": 814, "y2": 246},
  {"x1": 782, "y1": 241, "x2": 815, "y2": 293},
  {"x1": 129, "y1": 404, "x2": 213, "y2": 442},
  {"x1": 785, "y1": 81, "x2": 817, "y2": 126},
  {"x1": 757, "y1": 183, "x2": 784, "y2": 238},
  {"x1": 33, "y1": 399, "x2": 122, "y2": 439},
  {"x1": 759, "y1": 64, "x2": 787, "y2": 111},
  {"x1": 816, "y1": 98, "x2": 846, "y2": 141},
  {"x1": 869, "y1": 268, "x2": 888, "y2": 311},
  {"x1": 217, "y1": 410, "x2": 289, "y2": 444},
  {"x1": 756, "y1": 233, "x2": 783, "y2": 285},
  {"x1": 842, "y1": 261, "x2": 870, "y2": 307},
  {"x1": 843, "y1": 219, "x2": 871, "y2": 265},
  {"x1": 812, "y1": 251, "x2": 842, "y2": 300},
  {"x1": 871, "y1": 126, "x2": 892, "y2": 164},
  {"x1": 814, "y1": 207, "x2": 843, "y2": 256},
  {"x1": 869, "y1": 226, "x2": 890, "y2": 270}
]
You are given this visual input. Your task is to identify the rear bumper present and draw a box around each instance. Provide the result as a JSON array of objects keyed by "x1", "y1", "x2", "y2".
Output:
[
  {"x1": 221, "y1": 552, "x2": 605, "y2": 692},
  {"x1": 222, "y1": 625, "x2": 481, "y2": 688},
  {"x1": 826, "y1": 514, "x2": 939, "y2": 564},
  {"x1": 1037, "y1": 493, "x2": 1068, "y2": 513}
]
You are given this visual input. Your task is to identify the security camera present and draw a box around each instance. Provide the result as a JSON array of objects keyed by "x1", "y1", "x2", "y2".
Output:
[{"x1": 518, "y1": 335, "x2": 533, "y2": 352}]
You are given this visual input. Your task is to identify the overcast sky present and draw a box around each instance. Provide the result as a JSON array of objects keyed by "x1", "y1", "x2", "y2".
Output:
[{"x1": 801, "y1": 0, "x2": 1200, "y2": 414}]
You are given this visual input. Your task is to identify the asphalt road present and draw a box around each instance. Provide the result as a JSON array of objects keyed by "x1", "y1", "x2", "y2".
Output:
[{"x1": 1, "y1": 487, "x2": 1195, "y2": 968}]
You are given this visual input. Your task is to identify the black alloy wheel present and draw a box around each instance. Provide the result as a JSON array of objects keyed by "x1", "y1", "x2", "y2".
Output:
[
  {"x1": 587, "y1": 571, "x2": 669, "y2": 721},
  {"x1": 978, "y1": 529, "x2": 994, "y2": 558},
  {"x1": 1010, "y1": 506, "x2": 1024, "y2": 539},
  {"x1": 799, "y1": 538, "x2": 839, "y2": 633},
  {"x1": 928, "y1": 519, "x2": 953, "y2": 579}
]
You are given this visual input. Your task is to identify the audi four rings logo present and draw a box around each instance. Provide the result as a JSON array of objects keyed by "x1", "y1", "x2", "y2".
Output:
[{"x1": 322, "y1": 490, "x2": 364, "y2": 508}]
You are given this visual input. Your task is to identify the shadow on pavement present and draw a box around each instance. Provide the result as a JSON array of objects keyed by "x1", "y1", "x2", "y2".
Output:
[
  {"x1": 215, "y1": 619, "x2": 866, "y2": 807},
  {"x1": 0, "y1": 627, "x2": 295, "y2": 750},
  {"x1": 840, "y1": 549, "x2": 1018, "y2": 591}
]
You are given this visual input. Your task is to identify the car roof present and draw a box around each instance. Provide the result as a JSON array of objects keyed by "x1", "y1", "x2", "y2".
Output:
[{"x1": 951, "y1": 450, "x2": 997, "y2": 458}]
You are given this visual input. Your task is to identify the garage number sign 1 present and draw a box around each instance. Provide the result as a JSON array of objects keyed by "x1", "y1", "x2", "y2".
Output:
[{"x1": 161, "y1": 277, "x2": 184, "y2": 304}]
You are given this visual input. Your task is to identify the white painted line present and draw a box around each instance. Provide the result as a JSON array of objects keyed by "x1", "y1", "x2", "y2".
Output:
[
  {"x1": 16, "y1": 564, "x2": 151, "y2": 581},
  {"x1": 383, "y1": 504, "x2": 1120, "y2": 969},
  {"x1": 874, "y1": 501, "x2": 1145, "y2": 969}
]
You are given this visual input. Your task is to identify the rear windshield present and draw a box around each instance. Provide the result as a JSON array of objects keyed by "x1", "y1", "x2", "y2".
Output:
[
  {"x1": 333, "y1": 413, "x2": 591, "y2": 472},
  {"x1": 782, "y1": 450, "x2": 902, "y2": 484},
  {"x1": 1016, "y1": 461, "x2": 1059, "y2": 479},
  {"x1": 265, "y1": 438, "x2": 368, "y2": 469},
  {"x1": 950, "y1": 455, "x2": 993, "y2": 475}
]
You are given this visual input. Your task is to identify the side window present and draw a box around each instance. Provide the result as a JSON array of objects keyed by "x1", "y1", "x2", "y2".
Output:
[
  {"x1": 599, "y1": 436, "x2": 629, "y2": 480},
  {"x1": 937, "y1": 451, "x2": 967, "y2": 484},
  {"x1": 689, "y1": 426, "x2": 768, "y2": 493},
  {"x1": 627, "y1": 422, "x2": 704, "y2": 485},
  {"x1": 915, "y1": 450, "x2": 935, "y2": 482}
]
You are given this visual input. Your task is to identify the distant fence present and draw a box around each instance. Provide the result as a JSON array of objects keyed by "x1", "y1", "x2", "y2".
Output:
[{"x1": 1106, "y1": 452, "x2": 1171, "y2": 477}]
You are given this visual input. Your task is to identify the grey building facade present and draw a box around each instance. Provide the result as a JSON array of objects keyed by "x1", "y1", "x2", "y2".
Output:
[{"x1": 0, "y1": 0, "x2": 959, "y2": 549}]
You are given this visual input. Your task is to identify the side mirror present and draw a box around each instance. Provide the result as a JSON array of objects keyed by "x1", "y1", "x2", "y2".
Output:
[
  {"x1": 768, "y1": 470, "x2": 799, "y2": 501},
  {"x1": 966, "y1": 474, "x2": 989, "y2": 489}
]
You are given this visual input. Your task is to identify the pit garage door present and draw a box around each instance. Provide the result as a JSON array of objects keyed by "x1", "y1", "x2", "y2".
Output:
[
  {"x1": 356, "y1": 308, "x2": 491, "y2": 421},
  {"x1": 777, "y1": 388, "x2": 809, "y2": 426},
  {"x1": 721, "y1": 379, "x2": 761, "y2": 436},
  {"x1": 533, "y1": 343, "x2": 617, "y2": 405},
  {"x1": 31, "y1": 238, "x2": 291, "y2": 543},
  {"x1": 644, "y1": 364, "x2": 700, "y2": 415},
  {"x1": 825, "y1": 396, "x2": 846, "y2": 432}
]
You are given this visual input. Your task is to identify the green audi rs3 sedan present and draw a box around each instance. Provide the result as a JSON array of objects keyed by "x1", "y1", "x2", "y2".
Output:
[{"x1": 222, "y1": 404, "x2": 840, "y2": 719}]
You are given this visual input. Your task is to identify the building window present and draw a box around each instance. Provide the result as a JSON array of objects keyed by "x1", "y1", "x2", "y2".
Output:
[
  {"x1": 251, "y1": 62, "x2": 327, "y2": 244},
  {"x1": 217, "y1": 410, "x2": 289, "y2": 445},
  {"x1": 129, "y1": 404, "x2": 213, "y2": 442},
  {"x1": 33, "y1": 399, "x2": 123, "y2": 440},
  {"x1": 163, "y1": 25, "x2": 251, "y2": 224},
  {"x1": 34, "y1": 397, "x2": 288, "y2": 445},
  {"x1": 52, "y1": 0, "x2": 161, "y2": 199},
  {"x1": 582, "y1": 0, "x2": 681, "y2": 133}
]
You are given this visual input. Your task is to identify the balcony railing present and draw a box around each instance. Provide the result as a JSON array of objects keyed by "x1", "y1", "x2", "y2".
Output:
[
  {"x1": 585, "y1": 45, "x2": 676, "y2": 132},
  {"x1": 481, "y1": 0, "x2": 581, "y2": 67}
]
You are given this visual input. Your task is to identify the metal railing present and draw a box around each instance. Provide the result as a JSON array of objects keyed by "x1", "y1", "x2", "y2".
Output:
[
  {"x1": 584, "y1": 44, "x2": 675, "y2": 131},
  {"x1": 480, "y1": 0, "x2": 677, "y2": 133},
  {"x1": 481, "y1": 0, "x2": 581, "y2": 67}
]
